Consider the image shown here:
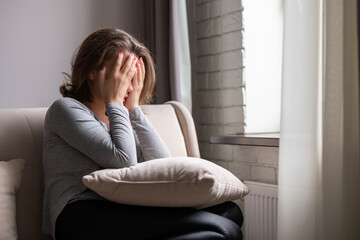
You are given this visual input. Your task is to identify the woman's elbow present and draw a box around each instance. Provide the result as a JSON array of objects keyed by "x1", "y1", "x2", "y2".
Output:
[{"x1": 115, "y1": 152, "x2": 137, "y2": 168}]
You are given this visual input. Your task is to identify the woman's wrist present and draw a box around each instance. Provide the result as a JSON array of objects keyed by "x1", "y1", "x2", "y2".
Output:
[
  {"x1": 105, "y1": 98, "x2": 124, "y2": 105},
  {"x1": 129, "y1": 105, "x2": 142, "y2": 120},
  {"x1": 106, "y1": 102, "x2": 130, "y2": 119},
  {"x1": 124, "y1": 95, "x2": 139, "y2": 112},
  {"x1": 126, "y1": 104, "x2": 139, "y2": 112}
]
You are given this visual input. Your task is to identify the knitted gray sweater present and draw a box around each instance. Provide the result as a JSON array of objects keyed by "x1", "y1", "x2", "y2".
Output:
[{"x1": 42, "y1": 97, "x2": 171, "y2": 237}]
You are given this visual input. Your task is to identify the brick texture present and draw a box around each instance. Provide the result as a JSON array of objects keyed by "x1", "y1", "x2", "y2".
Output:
[{"x1": 194, "y1": 0, "x2": 279, "y2": 189}]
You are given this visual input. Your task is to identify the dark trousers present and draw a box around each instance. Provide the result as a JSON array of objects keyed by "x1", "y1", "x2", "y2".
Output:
[{"x1": 55, "y1": 200, "x2": 243, "y2": 240}]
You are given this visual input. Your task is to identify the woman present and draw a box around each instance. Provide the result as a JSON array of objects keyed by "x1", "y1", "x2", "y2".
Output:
[{"x1": 42, "y1": 28, "x2": 242, "y2": 240}]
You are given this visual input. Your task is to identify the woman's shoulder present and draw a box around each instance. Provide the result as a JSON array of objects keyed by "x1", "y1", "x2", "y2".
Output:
[
  {"x1": 49, "y1": 97, "x2": 88, "y2": 112},
  {"x1": 47, "y1": 97, "x2": 91, "y2": 120},
  {"x1": 51, "y1": 97, "x2": 82, "y2": 108}
]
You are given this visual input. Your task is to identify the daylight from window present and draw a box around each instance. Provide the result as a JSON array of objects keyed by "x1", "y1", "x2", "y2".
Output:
[{"x1": 243, "y1": 0, "x2": 283, "y2": 133}]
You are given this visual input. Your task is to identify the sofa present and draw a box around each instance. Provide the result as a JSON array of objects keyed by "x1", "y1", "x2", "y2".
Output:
[{"x1": 0, "y1": 101, "x2": 243, "y2": 240}]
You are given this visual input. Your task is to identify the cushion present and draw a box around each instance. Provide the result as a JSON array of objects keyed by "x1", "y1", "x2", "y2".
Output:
[
  {"x1": 0, "y1": 159, "x2": 25, "y2": 240},
  {"x1": 82, "y1": 157, "x2": 249, "y2": 209}
]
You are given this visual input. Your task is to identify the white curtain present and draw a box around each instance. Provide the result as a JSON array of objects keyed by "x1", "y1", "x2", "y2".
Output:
[
  {"x1": 169, "y1": 0, "x2": 192, "y2": 112},
  {"x1": 278, "y1": 0, "x2": 360, "y2": 240}
]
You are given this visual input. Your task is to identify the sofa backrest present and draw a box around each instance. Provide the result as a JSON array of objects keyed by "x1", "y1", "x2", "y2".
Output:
[
  {"x1": 0, "y1": 108, "x2": 50, "y2": 240},
  {"x1": 0, "y1": 101, "x2": 199, "y2": 240}
]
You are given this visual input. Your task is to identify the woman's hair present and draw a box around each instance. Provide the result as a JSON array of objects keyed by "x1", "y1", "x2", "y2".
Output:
[{"x1": 60, "y1": 28, "x2": 155, "y2": 104}]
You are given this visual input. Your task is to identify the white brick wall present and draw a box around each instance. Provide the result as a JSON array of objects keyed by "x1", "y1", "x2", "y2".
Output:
[{"x1": 193, "y1": 0, "x2": 279, "y2": 204}]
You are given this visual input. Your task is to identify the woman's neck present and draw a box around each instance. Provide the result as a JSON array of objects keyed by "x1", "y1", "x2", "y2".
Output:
[{"x1": 84, "y1": 97, "x2": 110, "y2": 130}]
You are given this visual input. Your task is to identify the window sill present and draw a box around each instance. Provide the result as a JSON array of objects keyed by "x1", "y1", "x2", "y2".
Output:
[{"x1": 210, "y1": 133, "x2": 280, "y2": 147}]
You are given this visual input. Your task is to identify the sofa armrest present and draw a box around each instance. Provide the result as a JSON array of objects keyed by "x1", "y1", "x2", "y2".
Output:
[{"x1": 166, "y1": 101, "x2": 200, "y2": 158}]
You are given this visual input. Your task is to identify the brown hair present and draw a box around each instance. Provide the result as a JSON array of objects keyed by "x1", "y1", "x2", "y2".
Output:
[{"x1": 60, "y1": 28, "x2": 155, "y2": 104}]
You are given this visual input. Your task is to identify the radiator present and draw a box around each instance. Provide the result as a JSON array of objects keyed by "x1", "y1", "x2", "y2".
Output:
[{"x1": 244, "y1": 181, "x2": 278, "y2": 240}]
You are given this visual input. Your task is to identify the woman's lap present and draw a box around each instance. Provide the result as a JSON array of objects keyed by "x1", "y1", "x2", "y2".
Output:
[
  {"x1": 55, "y1": 200, "x2": 242, "y2": 240},
  {"x1": 202, "y1": 201, "x2": 243, "y2": 228}
]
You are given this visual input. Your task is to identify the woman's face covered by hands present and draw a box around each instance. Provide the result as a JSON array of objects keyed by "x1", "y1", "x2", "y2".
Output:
[{"x1": 95, "y1": 51, "x2": 145, "y2": 111}]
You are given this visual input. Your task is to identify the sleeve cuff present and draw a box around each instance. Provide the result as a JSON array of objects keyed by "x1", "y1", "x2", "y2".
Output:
[
  {"x1": 129, "y1": 106, "x2": 142, "y2": 120},
  {"x1": 106, "y1": 103, "x2": 129, "y2": 117}
]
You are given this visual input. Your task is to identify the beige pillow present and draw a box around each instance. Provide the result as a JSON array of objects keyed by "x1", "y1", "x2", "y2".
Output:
[
  {"x1": 83, "y1": 157, "x2": 249, "y2": 209},
  {"x1": 0, "y1": 159, "x2": 25, "y2": 240}
]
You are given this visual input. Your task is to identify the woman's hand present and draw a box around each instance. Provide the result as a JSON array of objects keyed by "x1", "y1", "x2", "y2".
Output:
[
  {"x1": 98, "y1": 53, "x2": 138, "y2": 105},
  {"x1": 124, "y1": 57, "x2": 145, "y2": 111}
]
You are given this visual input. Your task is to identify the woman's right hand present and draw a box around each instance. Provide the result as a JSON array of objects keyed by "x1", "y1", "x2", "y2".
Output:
[{"x1": 98, "y1": 52, "x2": 138, "y2": 105}]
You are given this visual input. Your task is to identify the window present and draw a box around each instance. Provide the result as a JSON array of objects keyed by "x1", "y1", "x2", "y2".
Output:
[{"x1": 242, "y1": 0, "x2": 284, "y2": 133}]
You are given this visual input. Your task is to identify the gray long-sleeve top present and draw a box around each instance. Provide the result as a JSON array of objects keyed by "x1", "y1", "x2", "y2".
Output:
[{"x1": 42, "y1": 97, "x2": 171, "y2": 237}]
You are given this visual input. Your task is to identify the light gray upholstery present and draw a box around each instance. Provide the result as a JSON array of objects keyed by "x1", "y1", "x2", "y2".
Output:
[{"x1": 0, "y1": 101, "x2": 199, "y2": 240}]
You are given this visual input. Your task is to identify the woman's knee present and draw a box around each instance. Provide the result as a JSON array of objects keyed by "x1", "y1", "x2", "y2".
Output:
[{"x1": 203, "y1": 201, "x2": 243, "y2": 227}]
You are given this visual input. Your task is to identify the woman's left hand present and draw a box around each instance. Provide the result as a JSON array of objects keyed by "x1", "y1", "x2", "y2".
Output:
[{"x1": 124, "y1": 57, "x2": 145, "y2": 111}]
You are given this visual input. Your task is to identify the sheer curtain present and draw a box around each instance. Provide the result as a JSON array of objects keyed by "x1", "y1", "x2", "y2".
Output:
[
  {"x1": 278, "y1": 0, "x2": 360, "y2": 239},
  {"x1": 169, "y1": 0, "x2": 192, "y2": 112}
]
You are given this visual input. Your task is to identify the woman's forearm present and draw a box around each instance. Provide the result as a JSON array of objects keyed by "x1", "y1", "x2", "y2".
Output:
[
  {"x1": 130, "y1": 106, "x2": 172, "y2": 160},
  {"x1": 49, "y1": 98, "x2": 138, "y2": 168}
]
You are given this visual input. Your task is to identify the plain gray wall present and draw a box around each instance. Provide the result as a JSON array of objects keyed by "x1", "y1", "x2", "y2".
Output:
[{"x1": 0, "y1": 0, "x2": 145, "y2": 108}]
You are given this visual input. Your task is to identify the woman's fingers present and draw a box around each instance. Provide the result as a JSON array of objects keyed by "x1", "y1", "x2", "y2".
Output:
[
  {"x1": 131, "y1": 61, "x2": 140, "y2": 86},
  {"x1": 130, "y1": 56, "x2": 138, "y2": 73},
  {"x1": 133, "y1": 64, "x2": 140, "y2": 85},
  {"x1": 98, "y1": 66, "x2": 106, "y2": 86},
  {"x1": 136, "y1": 57, "x2": 145, "y2": 88},
  {"x1": 99, "y1": 53, "x2": 141, "y2": 105},
  {"x1": 140, "y1": 57, "x2": 145, "y2": 75},
  {"x1": 125, "y1": 56, "x2": 137, "y2": 82},
  {"x1": 98, "y1": 66, "x2": 115, "y2": 103},
  {"x1": 119, "y1": 54, "x2": 135, "y2": 75},
  {"x1": 110, "y1": 52, "x2": 124, "y2": 77}
]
